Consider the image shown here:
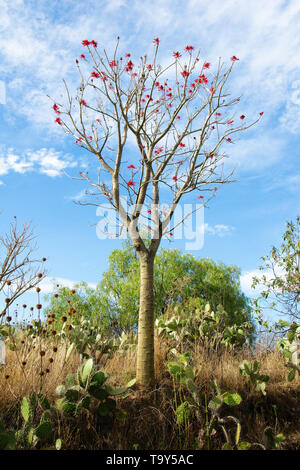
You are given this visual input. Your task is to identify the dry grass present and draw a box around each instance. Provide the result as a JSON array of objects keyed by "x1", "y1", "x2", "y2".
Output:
[{"x1": 0, "y1": 334, "x2": 299, "y2": 450}]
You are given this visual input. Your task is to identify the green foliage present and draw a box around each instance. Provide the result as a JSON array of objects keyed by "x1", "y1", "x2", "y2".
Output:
[
  {"x1": 44, "y1": 245, "x2": 252, "y2": 336},
  {"x1": 55, "y1": 358, "x2": 135, "y2": 417},
  {"x1": 252, "y1": 217, "x2": 300, "y2": 322},
  {"x1": 157, "y1": 299, "x2": 253, "y2": 353},
  {"x1": 239, "y1": 360, "x2": 269, "y2": 395},
  {"x1": 0, "y1": 392, "x2": 57, "y2": 450}
]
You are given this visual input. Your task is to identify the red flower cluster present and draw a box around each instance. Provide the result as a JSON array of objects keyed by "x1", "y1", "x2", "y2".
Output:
[
  {"x1": 198, "y1": 195, "x2": 204, "y2": 199},
  {"x1": 172, "y1": 176, "x2": 178, "y2": 182},
  {"x1": 154, "y1": 146, "x2": 163, "y2": 155},
  {"x1": 82, "y1": 40, "x2": 98, "y2": 48},
  {"x1": 146, "y1": 64, "x2": 152, "y2": 71},
  {"x1": 55, "y1": 117, "x2": 62, "y2": 125},
  {"x1": 227, "y1": 120, "x2": 234, "y2": 125},
  {"x1": 173, "y1": 51, "x2": 181, "y2": 59},
  {"x1": 179, "y1": 142, "x2": 185, "y2": 148},
  {"x1": 109, "y1": 60, "x2": 117, "y2": 67},
  {"x1": 185, "y1": 45, "x2": 194, "y2": 52},
  {"x1": 91, "y1": 71, "x2": 100, "y2": 78},
  {"x1": 195, "y1": 74, "x2": 208, "y2": 84},
  {"x1": 203, "y1": 62, "x2": 211, "y2": 69},
  {"x1": 127, "y1": 180, "x2": 135, "y2": 186},
  {"x1": 125, "y1": 60, "x2": 134, "y2": 72},
  {"x1": 127, "y1": 164, "x2": 136, "y2": 169},
  {"x1": 181, "y1": 70, "x2": 190, "y2": 78},
  {"x1": 52, "y1": 103, "x2": 61, "y2": 114},
  {"x1": 230, "y1": 56, "x2": 239, "y2": 61},
  {"x1": 80, "y1": 54, "x2": 86, "y2": 59},
  {"x1": 259, "y1": 112, "x2": 264, "y2": 116},
  {"x1": 240, "y1": 115, "x2": 245, "y2": 119},
  {"x1": 153, "y1": 38, "x2": 160, "y2": 46},
  {"x1": 226, "y1": 137, "x2": 232, "y2": 142},
  {"x1": 80, "y1": 99, "x2": 87, "y2": 106}
]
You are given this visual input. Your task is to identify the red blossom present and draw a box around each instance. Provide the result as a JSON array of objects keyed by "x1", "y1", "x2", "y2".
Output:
[
  {"x1": 172, "y1": 176, "x2": 178, "y2": 182},
  {"x1": 211, "y1": 126, "x2": 215, "y2": 130},
  {"x1": 91, "y1": 71, "x2": 100, "y2": 78},
  {"x1": 109, "y1": 60, "x2": 117, "y2": 67},
  {"x1": 127, "y1": 180, "x2": 135, "y2": 186},
  {"x1": 259, "y1": 112, "x2": 264, "y2": 116},
  {"x1": 185, "y1": 45, "x2": 194, "y2": 52},
  {"x1": 198, "y1": 195, "x2": 204, "y2": 199},
  {"x1": 90, "y1": 40, "x2": 98, "y2": 48},
  {"x1": 240, "y1": 115, "x2": 245, "y2": 119},
  {"x1": 52, "y1": 103, "x2": 61, "y2": 114},
  {"x1": 80, "y1": 54, "x2": 86, "y2": 59},
  {"x1": 125, "y1": 60, "x2": 134, "y2": 72},
  {"x1": 147, "y1": 210, "x2": 152, "y2": 214},
  {"x1": 76, "y1": 136, "x2": 83, "y2": 142},
  {"x1": 203, "y1": 62, "x2": 211, "y2": 69},
  {"x1": 176, "y1": 116, "x2": 181, "y2": 120},
  {"x1": 181, "y1": 70, "x2": 190, "y2": 78},
  {"x1": 55, "y1": 117, "x2": 62, "y2": 125},
  {"x1": 226, "y1": 137, "x2": 232, "y2": 142},
  {"x1": 82, "y1": 40, "x2": 90, "y2": 46},
  {"x1": 153, "y1": 38, "x2": 160, "y2": 46},
  {"x1": 215, "y1": 112, "x2": 221, "y2": 116},
  {"x1": 179, "y1": 142, "x2": 185, "y2": 147},
  {"x1": 80, "y1": 99, "x2": 87, "y2": 106},
  {"x1": 227, "y1": 120, "x2": 234, "y2": 125},
  {"x1": 125, "y1": 53, "x2": 131, "y2": 57},
  {"x1": 127, "y1": 164, "x2": 136, "y2": 169},
  {"x1": 231, "y1": 55, "x2": 239, "y2": 61},
  {"x1": 154, "y1": 146, "x2": 163, "y2": 155},
  {"x1": 169, "y1": 232, "x2": 173, "y2": 236},
  {"x1": 173, "y1": 51, "x2": 181, "y2": 59},
  {"x1": 146, "y1": 64, "x2": 152, "y2": 70},
  {"x1": 177, "y1": 160, "x2": 183, "y2": 165}
]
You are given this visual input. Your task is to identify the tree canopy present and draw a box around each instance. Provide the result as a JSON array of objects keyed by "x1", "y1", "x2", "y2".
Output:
[{"x1": 44, "y1": 244, "x2": 251, "y2": 335}]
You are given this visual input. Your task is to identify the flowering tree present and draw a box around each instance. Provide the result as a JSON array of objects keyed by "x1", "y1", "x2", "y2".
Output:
[{"x1": 52, "y1": 37, "x2": 262, "y2": 387}]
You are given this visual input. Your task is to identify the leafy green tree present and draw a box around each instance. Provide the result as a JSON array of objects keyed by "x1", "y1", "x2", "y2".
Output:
[
  {"x1": 252, "y1": 217, "x2": 300, "y2": 323},
  {"x1": 45, "y1": 244, "x2": 252, "y2": 335}
]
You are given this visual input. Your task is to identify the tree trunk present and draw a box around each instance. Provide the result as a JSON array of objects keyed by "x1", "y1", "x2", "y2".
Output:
[{"x1": 136, "y1": 255, "x2": 155, "y2": 388}]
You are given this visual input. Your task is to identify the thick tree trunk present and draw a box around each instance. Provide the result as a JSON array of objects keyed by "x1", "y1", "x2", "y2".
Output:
[{"x1": 136, "y1": 255, "x2": 155, "y2": 388}]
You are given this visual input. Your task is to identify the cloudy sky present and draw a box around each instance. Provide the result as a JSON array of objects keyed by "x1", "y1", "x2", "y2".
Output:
[{"x1": 0, "y1": 0, "x2": 299, "y2": 318}]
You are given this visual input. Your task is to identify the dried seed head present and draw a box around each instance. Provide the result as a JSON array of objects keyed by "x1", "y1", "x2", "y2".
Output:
[
  {"x1": 6, "y1": 281, "x2": 11, "y2": 286},
  {"x1": 37, "y1": 273, "x2": 43, "y2": 279},
  {"x1": 51, "y1": 330, "x2": 57, "y2": 336},
  {"x1": 6, "y1": 316, "x2": 12, "y2": 322},
  {"x1": 54, "y1": 294, "x2": 58, "y2": 298},
  {"x1": 71, "y1": 289, "x2": 76, "y2": 294},
  {"x1": 23, "y1": 304, "x2": 27, "y2": 308},
  {"x1": 67, "y1": 325, "x2": 72, "y2": 331},
  {"x1": 36, "y1": 304, "x2": 42, "y2": 310},
  {"x1": 5, "y1": 298, "x2": 10, "y2": 303},
  {"x1": 62, "y1": 316, "x2": 67, "y2": 322},
  {"x1": 22, "y1": 361, "x2": 27, "y2": 366},
  {"x1": 36, "y1": 287, "x2": 41, "y2": 293},
  {"x1": 5, "y1": 375, "x2": 10, "y2": 380},
  {"x1": 53, "y1": 347, "x2": 58, "y2": 353},
  {"x1": 45, "y1": 368, "x2": 50, "y2": 373},
  {"x1": 49, "y1": 358, "x2": 54, "y2": 363},
  {"x1": 40, "y1": 350, "x2": 45, "y2": 356},
  {"x1": 42, "y1": 257, "x2": 47, "y2": 262},
  {"x1": 39, "y1": 371, "x2": 44, "y2": 376}
]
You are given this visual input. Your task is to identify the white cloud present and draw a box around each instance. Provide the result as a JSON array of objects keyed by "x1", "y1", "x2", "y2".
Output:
[
  {"x1": 0, "y1": 147, "x2": 77, "y2": 178},
  {"x1": 204, "y1": 223, "x2": 235, "y2": 237},
  {"x1": 39, "y1": 276, "x2": 97, "y2": 293}
]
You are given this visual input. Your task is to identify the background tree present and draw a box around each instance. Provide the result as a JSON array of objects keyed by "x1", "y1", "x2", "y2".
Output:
[
  {"x1": 44, "y1": 244, "x2": 252, "y2": 336},
  {"x1": 252, "y1": 217, "x2": 300, "y2": 323},
  {"x1": 0, "y1": 218, "x2": 46, "y2": 320},
  {"x1": 53, "y1": 37, "x2": 261, "y2": 387}
]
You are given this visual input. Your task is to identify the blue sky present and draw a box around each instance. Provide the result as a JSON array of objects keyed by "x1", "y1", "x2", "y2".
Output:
[{"x1": 0, "y1": 0, "x2": 300, "y2": 320}]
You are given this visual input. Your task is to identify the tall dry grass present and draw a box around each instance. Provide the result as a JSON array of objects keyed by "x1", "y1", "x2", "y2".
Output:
[{"x1": 0, "y1": 334, "x2": 299, "y2": 450}]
